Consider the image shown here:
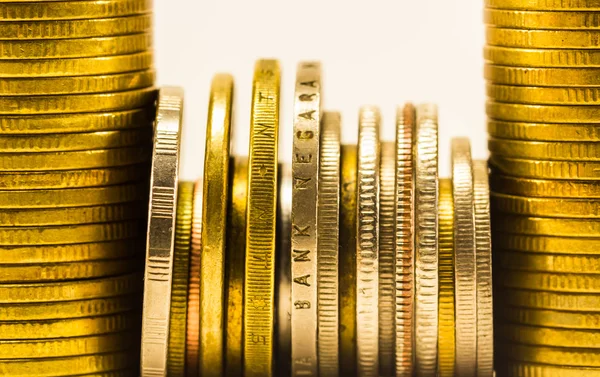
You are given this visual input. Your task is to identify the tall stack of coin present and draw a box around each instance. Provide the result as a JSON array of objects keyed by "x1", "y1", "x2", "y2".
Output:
[
  {"x1": 0, "y1": 0, "x2": 154, "y2": 375},
  {"x1": 485, "y1": 1, "x2": 600, "y2": 375}
]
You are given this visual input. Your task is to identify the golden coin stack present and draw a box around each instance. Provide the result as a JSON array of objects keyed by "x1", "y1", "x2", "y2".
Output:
[
  {"x1": 0, "y1": 0, "x2": 155, "y2": 375},
  {"x1": 485, "y1": 1, "x2": 600, "y2": 375}
]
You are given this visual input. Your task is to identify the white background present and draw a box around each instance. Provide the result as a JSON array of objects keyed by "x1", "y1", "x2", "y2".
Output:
[{"x1": 155, "y1": 0, "x2": 486, "y2": 180}]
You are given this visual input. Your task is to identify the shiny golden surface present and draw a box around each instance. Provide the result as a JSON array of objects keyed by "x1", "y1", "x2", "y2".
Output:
[
  {"x1": 484, "y1": 9, "x2": 600, "y2": 29},
  {"x1": 484, "y1": 46, "x2": 600, "y2": 68},
  {"x1": 0, "y1": 0, "x2": 152, "y2": 21}
]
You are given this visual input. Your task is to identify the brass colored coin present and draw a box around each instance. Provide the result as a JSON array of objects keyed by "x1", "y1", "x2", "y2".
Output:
[
  {"x1": 487, "y1": 120, "x2": 600, "y2": 142},
  {"x1": 489, "y1": 155, "x2": 600, "y2": 180},
  {"x1": 488, "y1": 84, "x2": 600, "y2": 106},
  {"x1": 491, "y1": 193, "x2": 600, "y2": 218},
  {"x1": 490, "y1": 174, "x2": 600, "y2": 198},
  {"x1": 0, "y1": 34, "x2": 151, "y2": 60},
  {"x1": 485, "y1": 65, "x2": 600, "y2": 87},
  {"x1": 485, "y1": 0, "x2": 600, "y2": 10},
  {"x1": 0, "y1": 88, "x2": 155, "y2": 115},
  {"x1": 485, "y1": 9, "x2": 600, "y2": 29},
  {"x1": 0, "y1": 147, "x2": 149, "y2": 171},
  {"x1": 493, "y1": 233, "x2": 600, "y2": 255},
  {"x1": 199, "y1": 74, "x2": 233, "y2": 377},
  {"x1": 0, "y1": 220, "x2": 142, "y2": 246},
  {"x1": 0, "y1": 108, "x2": 153, "y2": 134},
  {"x1": 500, "y1": 306, "x2": 600, "y2": 329},
  {"x1": 0, "y1": 273, "x2": 141, "y2": 303},
  {"x1": 244, "y1": 60, "x2": 280, "y2": 377},
  {"x1": 0, "y1": 0, "x2": 151, "y2": 21},
  {"x1": 496, "y1": 250, "x2": 600, "y2": 274},
  {"x1": 167, "y1": 182, "x2": 194, "y2": 377},
  {"x1": 501, "y1": 343, "x2": 600, "y2": 367},
  {"x1": 0, "y1": 52, "x2": 153, "y2": 78},
  {"x1": 497, "y1": 269, "x2": 600, "y2": 292},
  {"x1": 501, "y1": 288, "x2": 600, "y2": 312},
  {"x1": 500, "y1": 361, "x2": 600, "y2": 377},
  {"x1": 498, "y1": 324, "x2": 600, "y2": 348},
  {"x1": 0, "y1": 182, "x2": 146, "y2": 208},
  {"x1": 487, "y1": 27, "x2": 600, "y2": 49},
  {"x1": 0, "y1": 15, "x2": 152, "y2": 40},
  {"x1": 493, "y1": 214, "x2": 600, "y2": 237},
  {"x1": 437, "y1": 179, "x2": 455, "y2": 377},
  {"x1": 485, "y1": 46, "x2": 600, "y2": 68},
  {"x1": 0, "y1": 70, "x2": 155, "y2": 96}
]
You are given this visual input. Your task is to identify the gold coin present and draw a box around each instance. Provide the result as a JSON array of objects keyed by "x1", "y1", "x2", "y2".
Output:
[
  {"x1": 493, "y1": 233, "x2": 600, "y2": 255},
  {"x1": 490, "y1": 174, "x2": 600, "y2": 198},
  {"x1": 0, "y1": 0, "x2": 151, "y2": 21},
  {"x1": 438, "y1": 179, "x2": 455, "y2": 377},
  {"x1": 167, "y1": 182, "x2": 194, "y2": 377},
  {"x1": 487, "y1": 27, "x2": 600, "y2": 49},
  {"x1": 500, "y1": 306, "x2": 600, "y2": 329},
  {"x1": 0, "y1": 52, "x2": 153, "y2": 78},
  {"x1": 140, "y1": 87, "x2": 183, "y2": 377},
  {"x1": 501, "y1": 288, "x2": 600, "y2": 311},
  {"x1": 199, "y1": 74, "x2": 233, "y2": 377},
  {"x1": 0, "y1": 182, "x2": 146, "y2": 208},
  {"x1": 0, "y1": 273, "x2": 141, "y2": 303},
  {"x1": 497, "y1": 269, "x2": 600, "y2": 292},
  {"x1": 488, "y1": 84, "x2": 600, "y2": 106},
  {"x1": 485, "y1": 9, "x2": 600, "y2": 29},
  {"x1": 0, "y1": 108, "x2": 153, "y2": 134},
  {"x1": 0, "y1": 147, "x2": 150, "y2": 171},
  {"x1": 494, "y1": 214, "x2": 600, "y2": 237},
  {"x1": 498, "y1": 323, "x2": 600, "y2": 348},
  {"x1": 0, "y1": 70, "x2": 155, "y2": 96},
  {"x1": 0, "y1": 220, "x2": 142, "y2": 246},
  {"x1": 488, "y1": 120, "x2": 600, "y2": 142},
  {"x1": 0, "y1": 332, "x2": 137, "y2": 359},
  {"x1": 225, "y1": 157, "x2": 248, "y2": 377},
  {"x1": 485, "y1": 46, "x2": 600, "y2": 68},
  {"x1": 485, "y1": 0, "x2": 600, "y2": 10},
  {"x1": 485, "y1": 65, "x2": 600, "y2": 87},
  {"x1": 0, "y1": 34, "x2": 152, "y2": 60},
  {"x1": 501, "y1": 343, "x2": 600, "y2": 367},
  {"x1": 0, "y1": 88, "x2": 155, "y2": 115},
  {"x1": 489, "y1": 155, "x2": 600, "y2": 180},
  {"x1": 243, "y1": 60, "x2": 280, "y2": 377},
  {"x1": 496, "y1": 250, "x2": 600, "y2": 274},
  {"x1": 339, "y1": 145, "x2": 357, "y2": 377},
  {"x1": 0, "y1": 15, "x2": 152, "y2": 40},
  {"x1": 491, "y1": 193, "x2": 600, "y2": 218},
  {"x1": 500, "y1": 361, "x2": 600, "y2": 377},
  {"x1": 394, "y1": 104, "x2": 416, "y2": 377}
]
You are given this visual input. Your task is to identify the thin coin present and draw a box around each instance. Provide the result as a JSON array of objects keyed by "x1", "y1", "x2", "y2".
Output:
[
  {"x1": 437, "y1": 179, "x2": 455, "y2": 377},
  {"x1": 0, "y1": 52, "x2": 154, "y2": 78},
  {"x1": 0, "y1": 0, "x2": 151, "y2": 21},
  {"x1": 0, "y1": 70, "x2": 155, "y2": 96},
  {"x1": 488, "y1": 84, "x2": 600, "y2": 106},
  {"x1": 485, "y1": 65, "x2": 600, "y2": 88},
  {"x1": 501, "y1": 343, "x2": 600, "y2": 367},
  {"x1": 491, "y1": 193, "x2": 600, "y2": 218},
  {"x1": 0, "y1": 88, "x2": 155, "y2": 115},
  {"x1": 167, "y1": 182, "x2": 194, "y2": 377},
  {"x1": 489, "y1": 155, "x2": 600, "y2": 180},
  {"x1": 487, "y1": 119, "x2": 600, "y2": 142},
  {"x1": 500, "y1": 361, "x2": 600, "y2": 377},
  {"x1": 414, "y1": 104, "x2": 439, "y2": 377},
  {"x1": 489, "y1": 138, "x2": 600, "y2": 161},
  {"x1": 339, "y1": 145, "x2": 358, "y2": 377},
  {"x1": 0, "y1": 15, "x2": 152, "y2": 40},
  {"x1": 496, "y1": 250, "x2": 600, "y2": 274},
  {"x1": 484, "y1": 46, "x2": 600, "y2": 68},
  {"x1": 451, "y1": 137, "x2": 477, "y2": 377},
  {"x1": 0, "y1": 220, "x2": 142, "y2": 246},
  {"x1": 243, "y1": 59, "x2": 280, "y2": 377},
  {"x1": 497, "y1": 270, "x2": 600, "y2": 292},
  {"x1": 485, "y1": 9, "x2": 600, "y2": 29},
  {"x1": 356, "y1": 106, "x2": 381, "y2": 377},
  {"x1": 490, "y1": 174, "x2": 600, "y2": 198},
  {"x1": 498, "y1": 324, "x2": 600, "y2": 348},
  {"x1": 140, "y1": 87, "x2": 183, "y2": 377},
  {"x1": 492, "y1": 233, "x2": 600, "y2": 255},
  {"x1": 500, "y1": 306, "x2": 600, "y2": 329},
  {"x1": 485, "y1": 0, "x2": 600, "y2": 10},
  {"x1": 226, "y1": 157, "x2": 248, "y2": 377},
  {"x1": 501, "y1": 288, "x2": 600, "y2": 312},
  {"x1": 493, "y1": 215, "x2": 600, "y2": 237},
  {"x1": 291, "y1": 61, "x2": 320, "y2": 377},
  {"x1": 318, "y1": 111, "x2": 341, "y2": 377},
  {"x1": 487, "y1": 27, "x2": 600, "y2": 49},
  {"x1": 200, "y1": 74, "x2": 233, "y2": 377},
  {"x1": 395, "y1": 104, "x2": 415, "y2": 377}
]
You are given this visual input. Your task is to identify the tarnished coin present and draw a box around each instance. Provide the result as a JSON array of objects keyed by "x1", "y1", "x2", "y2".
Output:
[
  {"x1": 0, "y1": 0, "x2": 151, "y2": 21},
  {"x1": 489, "y1": 155, "x2": 600, "y2": 180},
  {"x1": 485, "y1": 9, "x2": 600, "y2": 29},
  {"x1": 485, "y1": 46, "x2": 600, "y2": 68},
  {"x1": 490, "y1": 174, "x2": 600, "y2": 198},
  {"x1": 487, "y1": 27, "x2": 600, "y2": 49},
  {"x1": 485, "y1": 0, "x2": 600, "y2": 10},
  {"x1": 488, "y1": 119, "x2": 600, "y2": 142},
  {"x1": 491, "y1": 193, "x2": 600, "y2": 218},
  {"x1": 496, "y1": 251, "x2": 600, "y2": 274},
  {"x1": 485, "y1": 65, "x2": 600, "y2": 88}
]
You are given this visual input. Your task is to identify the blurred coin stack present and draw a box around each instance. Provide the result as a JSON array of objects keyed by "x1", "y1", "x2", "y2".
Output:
[
  {"x1": 485, "y1": 0, "x2": 600, "y2": 375},
  {"x1": 0, "y1": 0, "x2": 155, "y2": 375}
]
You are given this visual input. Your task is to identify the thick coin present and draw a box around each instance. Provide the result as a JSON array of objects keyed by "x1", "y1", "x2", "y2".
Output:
[
  {"x1": 290, "y1": 62, "x2": 321, "y2": 377},
  {"x1": 0, "y1": 0, "x2": 151, "y2": 21},
  {"x1": 437, "y1": 179, "x2": 455, "y2": 377},
  {"x1": 493, "y1": 233, "x2": 600, "y2": 255},
  {"x1": 496, "y1": 250, "x2": 600, "y2": 274},
  {"x1": 356, "y1": 106, "x2": 381, "y2": 377},
  {"x1": 500, "y1": 306, "x2": 600, "y2": 329},
  {"x1": 489, "y1": 156, "x2": 600, "y2": 180},
  {"x1": 244, "y1": 60, "x2": 280, "y2": 377},
  {"x1": 488, "y1": 84, "x2": 600, "y2": 106},
  {"x1": 488, "y1": 120, "x2": 600, "y2": 142},
  {"x1": 493, "y1": 215, "x2": 600, "y2": 237},
  {"x1": 490, "y1": 138, "x2": 600, "y2": 161},
  {"x1": 491, "y1": 193, "x2": 600, "y2": 218},
  {"x1": 166, "y1": 182, "x2": 194, "y2": 377},
  {"x1": 487, "y1": 27, "x2": 600, "y2": 49},
  {"x1": 414, "y1": 104, "x2": 438, "y2": 377},
  {"x1": 318, "y1": 112, "x2": 340, "y2": 377},
  {"x1": 501, "y1": 289, "x2": 600, "y2": 311},
  {"x1": 485, "y1": 65, "x2": 600, "y2": 87},
  {"x1": 140, "y1": 87, "x2": 183, "y2": 377},
  {"x1": 484, "y1": 46, "x2": 600, "y2": 68},
  {"x1": 500, "y1": 343, "x2": 600, "y2": 367},
  {"x1": 339, "y1": 145, "x2": 358, "y2": 377},
  {"x1": 485, "y1": 0, "x2": 600, "y2": 10},
  {"x1": 498, "y1": 324, "x2": 600, "y2": 348},
  {"x1": 0, "y1": 88, "x2": 155, "y2": 115},
  {"x1": 395, "y1": 104, "x2": 415, "y2": 377},
  {"x1": 0, "y1": 52, "x2": 153, "y2": 78},
  {"x1": 499, "y1": 361, "x2": 600, "y2": 377},
  {"x1": 497, "y1": 269, "x2": 600, "y2": 292},
  {"x1": 0, "y1": 70, "x2": 155, "y2": 96},
  {"x1": 490, "y1": 174, "x2": 600, "y2": 198},
  {"x1": 451, "y1": 137, "x2": 477, "y2": 377},
  {"x1": 485, "y1": 9, "x2": 600, "y2": 29},
  {"x1": 199, "y1": 74, "x2": 233, "y2": 377},
  {"x1": 0, "y1": 15, "x2": 152, "y2": 40}
]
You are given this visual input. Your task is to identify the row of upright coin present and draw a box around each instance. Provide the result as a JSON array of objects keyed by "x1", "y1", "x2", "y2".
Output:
[
  {"x1": 485, "y1": 1, "x2": 600, "y2": 376},
  {"x1": 0, "y1": 1, "x2": 155, "y2": 376}
]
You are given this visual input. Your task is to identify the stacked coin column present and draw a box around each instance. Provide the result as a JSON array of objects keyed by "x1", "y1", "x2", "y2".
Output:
[
  {"x1": 485, "y1": 1, "x2": 600, "y2": 376},
  {"x1": 0, "y1": 1, "x2": 154, "y2": 376}
]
